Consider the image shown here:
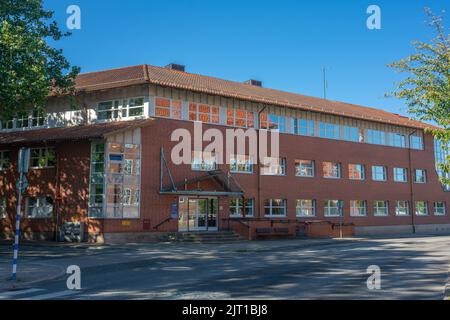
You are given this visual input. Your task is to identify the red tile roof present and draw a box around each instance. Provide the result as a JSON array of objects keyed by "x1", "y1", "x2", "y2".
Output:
[
  {"x1": 0, "y1": 119, "x2": 153, "y2": 145},
  {"x1": 75, "y1": 64, "x2": 435, "y2": 130}
]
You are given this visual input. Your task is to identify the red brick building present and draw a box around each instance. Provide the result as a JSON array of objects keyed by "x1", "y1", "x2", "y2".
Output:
[{"x1": 1, "y1": 64, "x2": 449, "y2": 242}]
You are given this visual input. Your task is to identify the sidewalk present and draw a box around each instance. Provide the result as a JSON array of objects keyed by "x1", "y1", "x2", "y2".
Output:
[{"x1": 0, "y1": 261, "x2": 66, "y2": 291}]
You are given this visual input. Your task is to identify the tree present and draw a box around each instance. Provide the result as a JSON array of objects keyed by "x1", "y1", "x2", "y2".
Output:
[
  {"x1": 388, "y1": 8, "x2": 450, "y2": 186},
  {"x1": 0, "y1": 0, "x2": 79, "y2": 122}
]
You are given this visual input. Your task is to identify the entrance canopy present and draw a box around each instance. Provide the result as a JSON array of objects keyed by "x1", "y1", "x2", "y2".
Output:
[{"x1": 160, "y1": 169, "x2": 245, "y2": 197}]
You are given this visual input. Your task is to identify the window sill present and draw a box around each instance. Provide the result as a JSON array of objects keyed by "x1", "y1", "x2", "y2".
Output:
[
  {"x1": 230, "y1": 171, "x2": 254, "y2": 175},
  {"x1": 295, "y1": 175, "x2": 314, "y2": 178}
]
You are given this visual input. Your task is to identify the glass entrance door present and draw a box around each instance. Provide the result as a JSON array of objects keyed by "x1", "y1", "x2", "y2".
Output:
[{"x1": 178, "y1": 197, "x2": 218, "y2": 232}]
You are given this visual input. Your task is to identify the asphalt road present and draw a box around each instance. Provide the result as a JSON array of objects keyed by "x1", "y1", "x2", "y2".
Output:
[{"x1": 1, "y1": 235, "x2": 450, "y2": 300}]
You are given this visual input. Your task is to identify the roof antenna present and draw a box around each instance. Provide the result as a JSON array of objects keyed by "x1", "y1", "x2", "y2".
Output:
[{"x1": 322, "y1": 67, "x2": 328, "y2": 100}]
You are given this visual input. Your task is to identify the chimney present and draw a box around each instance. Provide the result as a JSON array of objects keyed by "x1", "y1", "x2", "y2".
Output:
[
  {"x1": 165, "y1": 63, "x2": 185, "y2": 72},
  {"x1": 244, "y1": 79, "x2": 262, "y2": 87}
]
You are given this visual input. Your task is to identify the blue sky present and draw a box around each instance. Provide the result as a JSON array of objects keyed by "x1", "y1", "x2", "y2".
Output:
[{"x1": 45, "y1": 0, "x2": 449, "y2": 117}]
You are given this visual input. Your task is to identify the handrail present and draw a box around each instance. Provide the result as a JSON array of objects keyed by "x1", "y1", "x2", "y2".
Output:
[{"x1": 153, "y1": 217, "x2": 172, "y2": 230}]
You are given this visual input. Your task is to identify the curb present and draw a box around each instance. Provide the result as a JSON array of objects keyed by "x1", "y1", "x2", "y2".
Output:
[
  {"x1": 445, "y1": 264, "x2": 450, "y2": 300},
  {"x1": 0, "y1": 263, "x2": 66, "y2": 292}
]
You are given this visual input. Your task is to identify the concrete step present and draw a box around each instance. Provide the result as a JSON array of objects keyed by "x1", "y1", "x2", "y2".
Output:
[{"x1": 179, "y1": 231, "x2": 244, "y2": 243}]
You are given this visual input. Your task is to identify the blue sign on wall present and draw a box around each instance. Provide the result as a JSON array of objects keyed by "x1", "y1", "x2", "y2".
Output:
[{"x1": 170, "y1": 203, "x2": 178, "y2": 219}]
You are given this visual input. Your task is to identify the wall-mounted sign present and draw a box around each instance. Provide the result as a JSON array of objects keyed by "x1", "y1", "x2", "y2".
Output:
[{"x1": 170, "y1": 203, "x2": 178, "y2": 219}]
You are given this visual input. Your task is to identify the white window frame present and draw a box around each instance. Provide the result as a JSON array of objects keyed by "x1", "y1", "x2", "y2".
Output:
[
  {"x1": 373, "y1": 201, "x2": 389, "y2": 216},
  {"x1": 26, "y1": 197, "x2": 53, "y2": 219},
  {"x1": 410, "y1": 135, "x2": 424, "y2": 150},
  {"x1": 324, "y1": 200, "x2": 343, "y2": 217},
  {"x1": 323, "y1": 161, "x2": 341, "y2": 179},
  {"x1": 229, "y1": 198, "x2": 254, "y2": 217},
  {"x1": 296, "y1": 199, "x2": 316, "y2": 217},
  {"x1": 29, "y1": 147, "x2": 56, "y2": 169},
  {"x1": 372, "y1": 166, "x2": 387, "y2": 181},
  {"x1": 350, "y1": 200, "x2": 367, "y2": 217},
  {"x1": 348, "y1": 164, "x2": 365, "y2": 180},
  {"x1": 343, "y1": 126, "x2": 359, "y2": 142},
  {"x1": 295, "y1": 160, "x2": 315, "y2": 177},
  {"x1": 367, "y1": 129, "x2": 387, "y2": 145},
  {"x1": 264, "y1": 199, "x2": 287, "y2": 217},
  {"x1": 230, "y1": 155, "x2": 254, "y2": 174},
  {"x1": 393, "y1": 167, "x2": 408, "y2": 183},
  {"x1": 395, "y1": 201, "x2": 410, "y2": 216},
  {"x1": 389, "y1": 133, "x2": 406, "y2": 148},
  {"x1": 433, "y1": 202, "x2": 446, "y2": 216},
  {"x1": 415, "y1": 201, "x2": 428, "y2": 216},
  {"x1": 414, "y1": 169, "x2": 427, "y2": 184},
  {"x1": 261, "y1": 157, "x2": 286, "y2": 176},
  {"x1": 191, "y1": 151, "x2": 218, "y2": 171}
]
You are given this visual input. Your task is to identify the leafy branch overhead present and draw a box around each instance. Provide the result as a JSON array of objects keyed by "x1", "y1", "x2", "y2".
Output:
[
  {"x1": 0, "y1": 0, "x2": 79, "y2": 121},
  {"x1": 389, "y1": 8, "x2": 450, "y2": 186}
]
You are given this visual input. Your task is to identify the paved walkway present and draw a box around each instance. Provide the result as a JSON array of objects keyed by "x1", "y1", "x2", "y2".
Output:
[{"x1": 1, "y1": 235, "x2": 450, "y2": 299}]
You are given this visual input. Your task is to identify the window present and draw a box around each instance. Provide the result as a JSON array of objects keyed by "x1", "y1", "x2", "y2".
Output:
[
  {"x1": 97, "y1": 101, "x2": 120, "y2": 121},
  {"x1": 319, "y1": 122, "x2": 340, "y2": 140},
  {"x1": 373, "y1": 201, "x2": 389, "y2": 216},
  {"x1": 296, "y1": 200, "x2": 316, "y2": 217},
  {"x1": 415, "y1": 201, "x2": 428, "y2": 216},
  {"x1": 393, "y1": 168, "x2": 408, "y2": 183},
  {"x1": 323, "y1": 161, "x2": 341, "y2": 179},
  {"x1": 230, "y1": 155, "x2": 253, "y2": 173},
  {"x1": 0, "y1": 197, "x2": 6, "y2": 219},
  {"x1": 295, "y1": 160, "x2": 314, "y2": 177},
  {"x1": 367, "y1": 129, "x2": 386, "y2": 145},
  {"x1": 155, "y1": 98, "x2": 182, "y2": 119},
  {"x1": 16, "y1": 112, "x2": 29, "y2": 129},
  {"x1": 414, "y1": 169, "x2": 426, "y2": 183},
  {"x1": 434, "y1": 139, "x2": 450, "y2": 191},
  {"x1": 291, "y1": 118, "x2": 314, "y2": 136},
  {"x1": 26, "y1": 197, "x2": 53, "y2": 218},
  {"x1": 89, "y1": 143, "x2": 106, "y2": 218},
  {"x1": 124, "y1": 98, "x2": 145, "y2": 118},
  {"x1": 229, "y1": 198, "x2": 254, "y2": 217},
  {"x1": 105, "y1": 143, "x2": 141, "y2": 219},
  {"x1": 343, "y1": 126, "x2": 359, "y2": 142},
  {"x1": 261, "y1": 157, "x2": 286, "y2": 176},
  {"x1": 410, "y1": 135, "x2": 423, "y2": 150},
  {"x1": 227, "y1": 109, "x2": 254, "y2": 128},
  {"x1": 0, "y1": 150, "x2": 10, "y2": 171},
  {"x1": 264, "y1": 199, "x2": 287, "y2": 217},
  {"x1": 395, "y1": 201, "x2": 410, "y2": 216},
  {"x1": 31, "y1": 109, "x2": 46, "y2": 127},
  {"x1": 260, "y1": 114, "x2": 286, "y2": 132},
  {"x1": 372, "y1": 166, "x2": 387, "y2": 181},
  {"x1": 434, "y1": 202, "x2": 446, "y2": 216},
  {"x1": 324, "y1": 200, "x2": 343, "y2": 217},
  {"x1": 348, "y1": 164, "x2": 365, "y2": 180},
  {"x1": 192, "y1": 151, "x2": 218, "y2": 171},
  {"x1": 30, "y1": 148, "x2": 55, "y2": 169},
  {"x1": 189, "y1": 103, "x2": 219, "y2": 124},
  {"x1": 350, "y1": 200, "x2": 367, "y2": 217},
  {"x1": 389, "y1": 133, "x2": 406, "y2": 148}
]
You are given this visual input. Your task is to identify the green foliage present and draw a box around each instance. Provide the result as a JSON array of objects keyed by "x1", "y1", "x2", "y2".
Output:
[
  {"x1": 389, "y1": 8, "x2": 450, "y2": 186},
  {"x1": 0, "y1": 0, "x2": 79, "y2": 121}
]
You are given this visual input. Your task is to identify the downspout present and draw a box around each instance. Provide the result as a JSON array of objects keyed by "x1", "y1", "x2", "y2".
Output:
[
  {"x1": 54, "y1": 144, "x2": 61, "y2": 241},
  {"x1": 257, "y1": 105, "x2": 267, "y2": 220},
  {"x1": 408, "y1": 129, "x2": 418, "y2": 234}
]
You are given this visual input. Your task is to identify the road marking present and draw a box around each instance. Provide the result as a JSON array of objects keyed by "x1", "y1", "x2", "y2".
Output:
[
  {"x1": 19, "y1": 290, "x2": 79, "y2": 300},
  {"x1": 0, "y1": 288, "x2": 45, "y2": 299}
]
